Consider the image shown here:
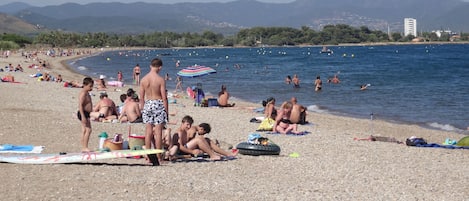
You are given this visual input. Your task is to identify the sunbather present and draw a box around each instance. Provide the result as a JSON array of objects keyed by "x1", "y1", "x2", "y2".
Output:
[
  {"x1": 263, "y1": 97, "x2": 277, "y2": 120},
  {"x1": 290, "y1": 97, "x2": 308, "y2": 125},
  {"x1": 95, "y1": 75, "x2": 107, "y2": 91},
  {"x1": 90, "y1": 92, "x2": 118, "y2": 121},
  {"x1": 172, "y1": 115, "x2": 221, "y2": 160},
  {"x1": 187, "y1": 123, "x2": 237, "y2": 157},
  {"x1": 273, "y1": 101, "x2": 300, "y2": 134},
  {"x1": 218, "y1": 85, "x2": 235, "y2": 107},
  {"x1": 118, "y1": 93, "x2": 142, "y2": 123}
]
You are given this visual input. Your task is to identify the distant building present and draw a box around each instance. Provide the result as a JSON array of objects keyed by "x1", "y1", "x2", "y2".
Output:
[
  {"x1": 432, "y1": 29, "x2": 455, "y2": 38},
  {"x1": 404, "y1": 18, "x2": 417, "y2": 37}
]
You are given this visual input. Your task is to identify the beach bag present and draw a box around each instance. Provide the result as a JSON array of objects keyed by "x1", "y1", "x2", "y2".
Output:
[
  {"x1": 257, "y1": 118, "x2": 274, "y2": 131},
  {"x1": 405, "y1": 137, "x2": 427, "y2": 146}
]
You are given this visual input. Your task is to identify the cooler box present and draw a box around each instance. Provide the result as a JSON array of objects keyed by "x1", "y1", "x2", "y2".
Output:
[
  {"x1": 207, "y1": 98, "x2": 218, "y2": 107},
  {"x1": 128, "y1": 134, "x2": 145, "y2": 150}
]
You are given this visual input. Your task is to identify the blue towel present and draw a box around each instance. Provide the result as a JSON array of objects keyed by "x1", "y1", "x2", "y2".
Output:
[
  {"x1": 265, "y1": 131, "x2": 310, "y2": 136},
  {"x1": 253, "y1": 107, "x2": 264, "y2": 113},
  {"x1": 0, "y1": 144, "x2": 34, "y2": 151},
  {"x1": 415, "y1": 143, "x2": 469, "y2": 149}
]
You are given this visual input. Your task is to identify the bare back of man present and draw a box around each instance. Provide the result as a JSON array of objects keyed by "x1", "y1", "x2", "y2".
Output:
[
  {"x1": 218, "y1": 91, "x2": 228, "y2": 105},
  {"x1": 289, "y1": 97, "x2": 307, "y2": 125},
  {"x1": 119, "y1": 101, "x2": 142, "y2": 123}
]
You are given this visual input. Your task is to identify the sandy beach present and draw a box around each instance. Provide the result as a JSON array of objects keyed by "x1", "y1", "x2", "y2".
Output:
[{"x1": 0, "y1": 49, "x2": 468, "y2": 200}]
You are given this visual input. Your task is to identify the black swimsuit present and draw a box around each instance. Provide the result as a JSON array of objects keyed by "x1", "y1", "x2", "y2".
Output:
[
  {"x1": 77, "y1": 111, "x2": 91, "y2": 121},
  {"x1": 281, "y1": 119, "x2": 291, "y2": 124}
]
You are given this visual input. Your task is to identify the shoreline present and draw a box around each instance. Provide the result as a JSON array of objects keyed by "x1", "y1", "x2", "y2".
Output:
[
  {"x1": 63, "y1": 46, "x2": 469, "y2": 134},
  {"x1": 1, "y1": 48, "x2": 469, "y2": 200},
  {"x1": 4, "y1": 46, "x2": 466, "y2": 138}
]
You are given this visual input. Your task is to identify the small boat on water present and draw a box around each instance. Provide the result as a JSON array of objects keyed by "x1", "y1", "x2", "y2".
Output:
[{"x1": 320, "y1": 46, "x2": 333, "y2": 54}]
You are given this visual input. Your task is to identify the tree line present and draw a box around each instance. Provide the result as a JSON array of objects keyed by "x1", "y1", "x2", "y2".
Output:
[{"x1": 1, "y1": 24, "x2": 468, "y2": 49}]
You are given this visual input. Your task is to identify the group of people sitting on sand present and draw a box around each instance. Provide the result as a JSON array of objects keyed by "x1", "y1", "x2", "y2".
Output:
[
  {"x1": 188, "y1": 84, "x2": 236, "y2": 107},
  {"x1": 1, "y1": 63, "x2": 23, "y2": 72},
  {"x1": 117, "y1": 88, "x2": 143, "y2": 123},
  {"x1": 88, "y1": 88, "x2": 145, "y2": 123},
  {"x1": 260, "y1": 96, "x2": 308, "y2": 134},
  {"x1": 156, "y1": 115, "x2": 238, "y2": 162}
]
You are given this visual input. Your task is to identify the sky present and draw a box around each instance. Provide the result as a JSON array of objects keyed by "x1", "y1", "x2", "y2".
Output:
[{"x1": 1, "y1": 0, "x2": 296, "y2": 7}]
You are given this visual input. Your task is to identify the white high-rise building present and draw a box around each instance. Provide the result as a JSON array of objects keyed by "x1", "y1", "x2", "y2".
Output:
[{"x1": 404, "y1": 18, "x2": 417, "y2": 37}]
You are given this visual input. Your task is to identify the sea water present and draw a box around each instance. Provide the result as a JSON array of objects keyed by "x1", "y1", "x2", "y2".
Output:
[{"x1": 69, "y1": 44, "x2": 469, "y2": 133}]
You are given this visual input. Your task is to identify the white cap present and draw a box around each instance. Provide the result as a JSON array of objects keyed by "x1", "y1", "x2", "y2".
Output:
[{"x1": 99, "y1": 75, "x2": 105, "y2": 79}]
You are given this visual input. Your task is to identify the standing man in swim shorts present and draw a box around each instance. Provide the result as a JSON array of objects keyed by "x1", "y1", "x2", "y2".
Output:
[{"x1": 139, "y1": 58, "x2": 168, "y2": 164}]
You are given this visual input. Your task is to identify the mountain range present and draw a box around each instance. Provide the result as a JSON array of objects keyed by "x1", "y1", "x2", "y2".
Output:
[{"x1": 0, "y1": 0, "x2": 468, "y2": 35}]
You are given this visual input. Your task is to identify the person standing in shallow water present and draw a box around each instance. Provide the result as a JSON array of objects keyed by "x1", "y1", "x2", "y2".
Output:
[
  {"x1": 285, "y1": 75, "x2": 292, "y2": 84},
  {"x1": 314, "y1": 76, "x2": 322, "y2": 91},
  {"x1": 117, "y1": 71, "x2": 123, "y2": 82},
  {"x1": 133, "y1": 64, "x2": 141, "y2": 85},
  {"x1": 139, "y1": 58, "x2": 168, "y2": 164},
  {"x1": 292, "y1": 74, "x2": 300, "y2": 88}
]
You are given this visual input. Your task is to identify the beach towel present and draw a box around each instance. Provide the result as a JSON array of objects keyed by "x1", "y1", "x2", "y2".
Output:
[
  {"x1": 0, "y1": 144, "x2": 44, "y2": 153},
  {"x1": 172, "y1": 154, "x2": 236, "y2": 163},
  {"x1": 253, "y1": 107, "x2": 264, "y2": 113},
  {"x1": 415, "y1": 143, "x2": 469, "y2": 149},
  {"x1": 265, "y1": 131, "x2": 310, "y2": 136},
  {"x1": 354, "y1": 135, "x2": 403, "y2": 144}
]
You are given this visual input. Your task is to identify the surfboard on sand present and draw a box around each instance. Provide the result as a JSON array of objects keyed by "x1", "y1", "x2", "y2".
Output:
[{"x1": 0, "y1": 149, "x2": 164, "y2": 165}]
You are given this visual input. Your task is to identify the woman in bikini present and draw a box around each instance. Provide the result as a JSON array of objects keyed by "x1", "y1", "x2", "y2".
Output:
[
  {"x1": 273, "y1": 101, "x2": 300, "y2": 134},
  {"x1": 263, "y1": 97, "x2": 277, "y2": 120}
]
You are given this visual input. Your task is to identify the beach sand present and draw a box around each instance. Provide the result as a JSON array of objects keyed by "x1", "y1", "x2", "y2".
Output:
[{"x1": 1, "y1": 49, "x2": 468, "y2": 200}]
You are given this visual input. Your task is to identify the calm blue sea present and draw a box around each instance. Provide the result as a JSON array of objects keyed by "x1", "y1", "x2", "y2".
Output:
[{"x1": 69, "y1": 44, "x2": 469, "y2": 133}]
